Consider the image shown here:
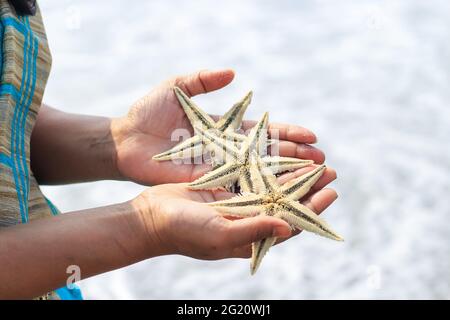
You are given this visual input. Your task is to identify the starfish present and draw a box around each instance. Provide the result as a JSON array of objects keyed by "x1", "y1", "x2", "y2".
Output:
[
  {"x1": 152, "y1": 86, "x2": 251, "y2": 161},
  {"x1": 188, "y1": 112, "x2": 313, "y2": 192},
  {"x1": 209, "y1": 153, "x2": 343, "y2": 274}
]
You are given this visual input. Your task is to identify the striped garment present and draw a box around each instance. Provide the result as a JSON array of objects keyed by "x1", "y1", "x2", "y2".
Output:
[{"x1": 0, "y1": 1, "x2": 82, "y2": 300}]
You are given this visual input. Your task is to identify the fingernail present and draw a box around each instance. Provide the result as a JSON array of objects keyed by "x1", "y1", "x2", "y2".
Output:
[{"x1": 273, "y1": 226, "x2": 291, "y2": 238}]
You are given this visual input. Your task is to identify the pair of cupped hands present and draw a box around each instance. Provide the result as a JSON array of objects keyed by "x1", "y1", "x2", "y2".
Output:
[{"x1": 111, "y1": 69, "x2": 338, "y2": 261}]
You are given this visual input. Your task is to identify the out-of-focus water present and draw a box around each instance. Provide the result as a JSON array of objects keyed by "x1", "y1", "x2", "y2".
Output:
[{"x1": 39, "y1": 0, "x2": 450, "y2": 299}]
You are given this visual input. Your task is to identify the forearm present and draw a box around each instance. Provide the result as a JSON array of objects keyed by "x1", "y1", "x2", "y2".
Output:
[
  {"x1": 0, "y1": 201, "x2": 155, "y2": 299},
  {"x1": 30, "y1": 105, "x2": 121, "y2": 184}
]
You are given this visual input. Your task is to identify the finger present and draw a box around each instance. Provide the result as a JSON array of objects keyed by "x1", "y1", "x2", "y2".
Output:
[
  {"x1": 241, "y1": 121, "x2": 317, "y2": 144},
  {"x1": 303, "y1": 187, "x2": 338, "y2": 214},
  {"x1": 211, "y1": 189, "x2": 237, "y2": 201},
  {"x1": 223, "y1": 216, "x2": 292, "y2": 249},
  {"x1": 271, "y1": 140, "x2": 325, "y2": 164},
  {"x1": 303, "y1": 167, "x2": 337, "y2": 199},
  {"x1": 189, "y1": 163, "x2": 214, "y2": 181},
  {"x1": 174, "y1": 69, "x2": 235, "y2": 97}
]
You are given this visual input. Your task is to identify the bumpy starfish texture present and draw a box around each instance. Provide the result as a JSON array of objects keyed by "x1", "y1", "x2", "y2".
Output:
[
  {"x1": 188, "y1": 113, "x2": 313, "y2": 192},
  {"x1": 152, "y1": 87, "x2": 251, "y2": 161},
  {"x1": 209, "y1": 153, "x2": 343, "y2": 274}
]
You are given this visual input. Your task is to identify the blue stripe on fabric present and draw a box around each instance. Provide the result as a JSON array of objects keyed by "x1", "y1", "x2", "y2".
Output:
[
  {"x1": 0, "y1": 153, "x2": 13, "y2": 167},
  {"x1": 9, "y1": 15, "x2": 29, "y2": 223},
  {"x1": 1, "y1": 16, "x2": 26, "y2": 34},
  {"x1": 44, "y1": 197, "x2": 59, "y2": 216},
  {"x1": 19, "y1": 17, "x2": 35, "y2": 218},
  {"x1": 14, "y1": 16, "x2": 31, "y2": 222},
  {"x1": 14, "y1": 16, "x2": 27, "y2": 199},
  {"x1": 0, "y1": 83, "x2": 21, "y2": 99},
  {"x1": 15, "y1": 16, "x2": 36, "y2": 223},
  {"x1": 19, "y1": 17, "x2": 37, "y2": 196},
  {"x1": 17, "y1": 16, "x2": 32, "y2": 208},
  {"x1": 55, "y1": 285, "x2": 84, "y2": 300}
]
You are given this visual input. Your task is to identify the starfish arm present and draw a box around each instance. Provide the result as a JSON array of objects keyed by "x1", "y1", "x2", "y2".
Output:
[
  {"x1": 152, "y1": 135, "x2": 203, "y2": 161},
  {"x1": 174, "y1": 87, "x2": 216, "y2": 129},
  {"x1": 238, "y1": 169, "x2": 254, "y2": 193},
  {"x1": 257, "y1": 138, "x2": 277, "y2": 157},
  {"x1": 251, "y1": 237, "x2": 277, "y2": 275},
  {"x1": 208, "y1": 193, "x2": 265, "y2": 217},
  {"x1": 240, "y1": 112, "x2": 269, "y2": 157},
  {"x1": 194, "y1": 126, "x2": 240, "y2": 161},
  {"x1": 280, "y1": 164, "x2": 326, "y2": 200},
  {"x1": 216, "y1": 91, "x2": 253, "y2": 131},
  {"x1": 249, "y1": 152, "x2": 278, "y2": 193},
  {"x1": 189, "y1": 162, "x2": 241, "y2": 190},
  {"x1": 238, "y1": 162, "x2": 267, "y2": 194},
  {"x1": 250, "y1": 209, "x2": 282, "y2": 275},
  {"x1": 262, "y1": 156, "x2": 313, "y2": 174},
  {"x1": 279, "y1": 200, "x2": 343, "y2": 241}
]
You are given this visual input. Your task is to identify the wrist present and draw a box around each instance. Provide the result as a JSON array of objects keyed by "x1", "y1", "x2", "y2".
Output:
[
  {"x1": 108, "y1": 117, "x2": 127, "y2": 180},
  {"x1": 129, "y1": 191, "x2": 174, "y2": 257},
  {"x1": 87, "y1": 116, "x2": 124, "y2": 181}
]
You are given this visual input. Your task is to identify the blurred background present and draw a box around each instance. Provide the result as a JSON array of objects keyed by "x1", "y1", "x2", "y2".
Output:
[{"x1": 39, "y1": 0, "x2": 450, "y2": 299}]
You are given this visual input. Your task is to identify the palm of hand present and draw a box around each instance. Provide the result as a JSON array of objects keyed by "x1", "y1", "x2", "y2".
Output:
[
  {"x1": 140, "y1": 184, "x2": 245, "y2": 260},
  {"x1": 115, "y1": 83, "x2": 208, "y2": 185}
]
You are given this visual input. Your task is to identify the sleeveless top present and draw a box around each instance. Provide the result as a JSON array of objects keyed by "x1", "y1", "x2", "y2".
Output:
[{"x1": 0, "y1": 0, "x2": 82, "y2": 299}]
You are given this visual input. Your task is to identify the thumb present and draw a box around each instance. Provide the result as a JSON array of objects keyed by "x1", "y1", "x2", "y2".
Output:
[
  {"x1": 225, "y1": 216, "x2": 292, "y2": 248},
  {"x1": 173, "y1": 69, "x2": 235, "y2": 97}
]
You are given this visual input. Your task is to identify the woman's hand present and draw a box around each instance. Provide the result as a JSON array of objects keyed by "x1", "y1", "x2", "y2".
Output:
[
  {"x1": 111, "y1": 69, "x2": 325, "y2": 186},
  {"x1": 132, "y1": 166, "x2": 337, "y2": 260}
]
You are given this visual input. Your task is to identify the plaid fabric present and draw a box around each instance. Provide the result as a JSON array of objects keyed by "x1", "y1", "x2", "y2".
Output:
[{"x1": 0, "y1": 1, "x2": 82, "y2": 300}]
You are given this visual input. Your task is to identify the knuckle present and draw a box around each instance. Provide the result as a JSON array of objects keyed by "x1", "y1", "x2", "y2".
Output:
[{"x1": 172, "y1": 77, "x2": 186, "y2": 90}]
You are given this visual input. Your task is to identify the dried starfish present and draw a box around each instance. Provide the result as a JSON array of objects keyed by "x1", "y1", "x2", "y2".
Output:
[
  {"x1": 152, "y1": 87, "x2": 251, "y2": 161},
  {"x1": 188, "y1": 113, "x2": 313, "y2": 192},
  {"x1": 209, "y1": 153, "x2": 343, "y2": 274}
]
